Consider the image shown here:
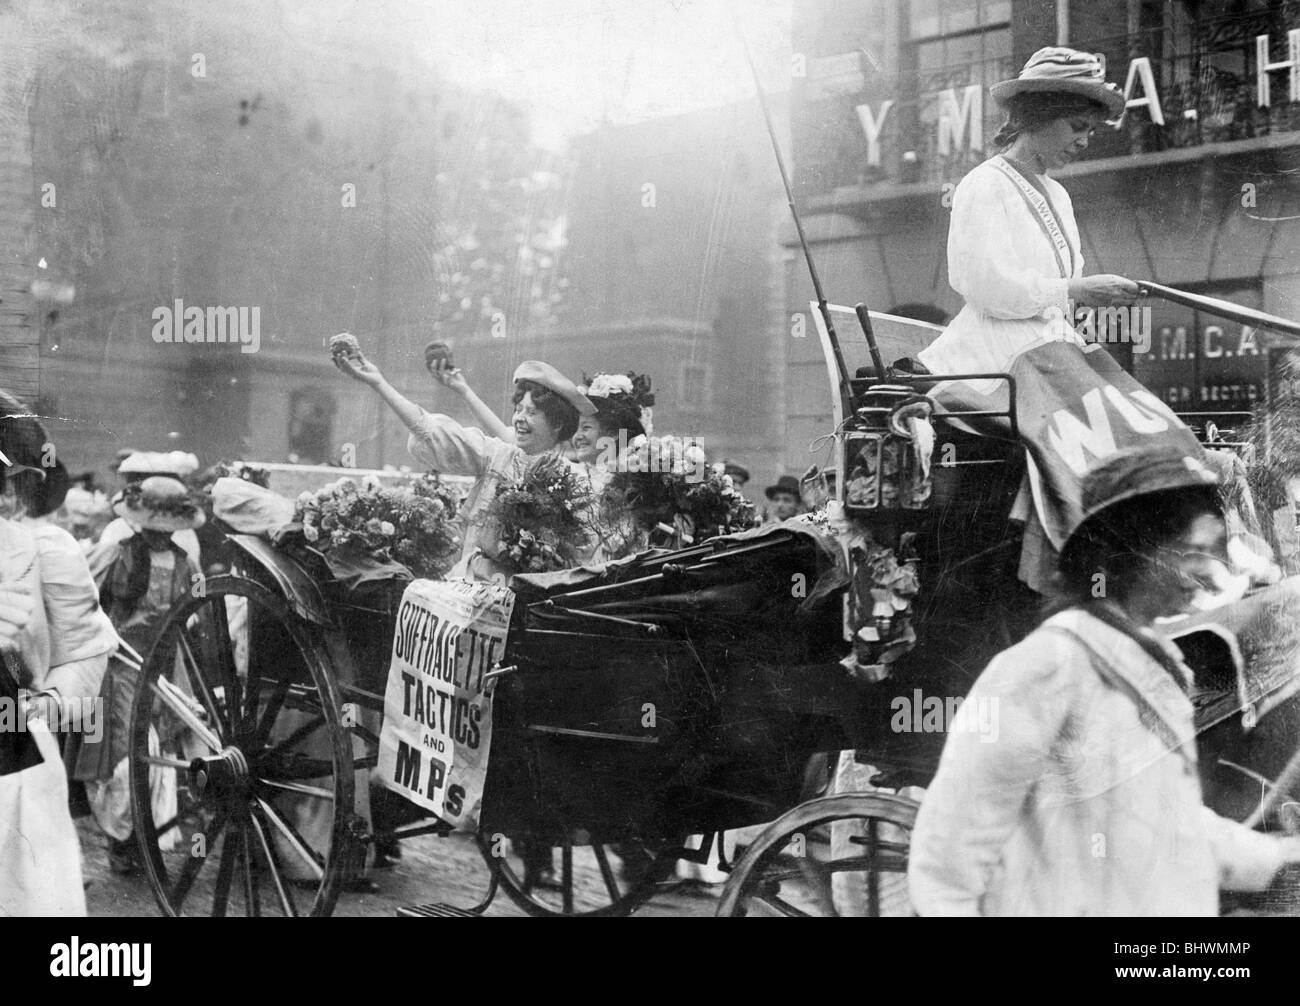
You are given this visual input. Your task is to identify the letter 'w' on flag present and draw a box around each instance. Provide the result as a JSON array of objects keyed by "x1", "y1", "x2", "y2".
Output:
[{"x1": 926, "y1": 340, "x2": 1207, "y2": 571}]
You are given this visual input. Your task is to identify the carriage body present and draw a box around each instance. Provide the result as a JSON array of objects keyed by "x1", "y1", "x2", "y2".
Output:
[{"x1": 123, "y1": 309, "x2": 1300, "y2": 918}]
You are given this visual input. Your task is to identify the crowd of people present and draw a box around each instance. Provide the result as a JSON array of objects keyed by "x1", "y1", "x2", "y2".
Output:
[{"x1": 7, "y1": 42, "x2": 1300, "y2": 920}]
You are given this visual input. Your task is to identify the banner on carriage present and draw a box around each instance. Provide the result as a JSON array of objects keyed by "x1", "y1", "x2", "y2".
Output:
[
  {"x1": 376, "y1": 578, "x2": 515, "y2": 829},
  {"x1": 929, "y1": 339, "x2": 1211, "y2": 548}
]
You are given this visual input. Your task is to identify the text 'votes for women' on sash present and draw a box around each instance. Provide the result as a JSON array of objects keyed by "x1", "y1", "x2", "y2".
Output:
[{"x1": 377, "y1": 578, "x2": 515, "y2": 829}]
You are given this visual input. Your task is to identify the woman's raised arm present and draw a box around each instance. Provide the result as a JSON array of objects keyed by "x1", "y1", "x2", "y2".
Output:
[{"x1": 429, "y1": 362, "x2": 515, "y2": 444}]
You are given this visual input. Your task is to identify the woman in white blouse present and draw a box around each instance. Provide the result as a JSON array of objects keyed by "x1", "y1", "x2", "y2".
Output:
[
  {"x1": 918, "y1": 47, "x2": 1142, "y2": 379},
  {"x1": 336, "y1": 341, "x2": 597, "y2": 582},
  {"x1": 0, "y1": 399, "x2": 118, "y2": 915}
]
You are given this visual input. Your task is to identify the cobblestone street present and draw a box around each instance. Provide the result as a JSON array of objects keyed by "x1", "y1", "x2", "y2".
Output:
[{"x1": 79, "y1": 818, "x2": 720, "y2": 918}]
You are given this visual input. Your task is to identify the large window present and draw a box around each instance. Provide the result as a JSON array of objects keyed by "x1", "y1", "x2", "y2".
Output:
[
  {"x1": 287, "y1": 388, "x2": 335, "y2": 465},
  {"x1": 904, "y1": 0, "x2": 1013, "y2": 181},
  {"x1": 908, "y1": 0, "x2": 1011, "y2": 39}
]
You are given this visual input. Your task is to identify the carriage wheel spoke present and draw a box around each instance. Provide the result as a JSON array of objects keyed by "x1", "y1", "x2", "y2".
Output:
[
  {"x1": 212, "y1": 816, "x2": 241, "y2": 917},
  {"x1": 152, "y1": 677, "x2": 223, "y2": 752},
  {"x1": 561, "y1": 838, "x2": 574, "y2": 915},
  {"x1": 867, "y1": 820, "x2": 880, "y2": 918},
  {"x1": 255, "y1": 797, "x2": 326, "y2": 879},
  {"x1": 144, "y1": 755, "x2": 193, "y2": 771},
  {"x1": 208, "y1": 598, "x2": 245, "y2": 734},
  {"x1": 256, "y1": 778, "x2": 336, "y2": 800},
  {"x1": 591, "y1": 844, "x2": 622, "y2": 903},
  {"x1": 753, "y1": 890, "x2": 812, "y2": 918},
  {"x1": 175, "y1": 628, "x2": 229, "y2": 736},
  {"x1": 264, "y1": 716, "x2": 328, "y2": 758},
  {"x1": 250, "y1": 806, "x2": 298, "y2": 917},
  {"x1": 171, "y1": 806, "x2": 230, "y2": 910},
  {"x1": 240, "y1": 821, "x2": 260, "y2": 917},
  {"x1": 248, "y1": 675, "x2": 293, "y2": 753}
]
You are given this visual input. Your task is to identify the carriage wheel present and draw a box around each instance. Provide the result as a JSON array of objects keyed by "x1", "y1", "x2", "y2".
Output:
[
  {"x1": 716, "y1": 793, "x2": 918, "y2": 918},
  {"x1": 476, "y1": 830, "x2": 680, "y2": 917},
  {"x1": 128, "y1": 575, "x2": 355, "y2": 917}
]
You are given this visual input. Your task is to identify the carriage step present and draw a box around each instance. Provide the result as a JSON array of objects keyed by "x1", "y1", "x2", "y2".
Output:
[{"x1": 396, "y1": 902, "x2": 481, "y2": 918}]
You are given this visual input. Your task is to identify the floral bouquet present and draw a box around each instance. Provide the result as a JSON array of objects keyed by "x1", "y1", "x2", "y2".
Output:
[
  {"x1": 486, "y1": 457, "x2": 595, "y2": 574},
  {"x1": 601, "y1": 435, "x2": 758, "y2": 551},
  {"x1": 293, "y1": 473, "x2": 461, "y2": 579}
]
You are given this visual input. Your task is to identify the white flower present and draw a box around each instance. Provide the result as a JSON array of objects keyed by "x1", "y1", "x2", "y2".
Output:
[
  {"x1": 379, "y1": 520, "x2": 396, "y2": 536},
  {"x1": 587, "y1": 373, "x2": 634, "y2": 398},
  {"x1": 361, "y1": 474, "x2": 383, "y2": 492},
  {"x1": 296, "y1": 491, "x2": 315, "y2": 507}
]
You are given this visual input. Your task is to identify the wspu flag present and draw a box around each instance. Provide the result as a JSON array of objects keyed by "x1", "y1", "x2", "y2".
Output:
[{"x1": 930, "y1": 339, "x2": 1210, "y2": 553}]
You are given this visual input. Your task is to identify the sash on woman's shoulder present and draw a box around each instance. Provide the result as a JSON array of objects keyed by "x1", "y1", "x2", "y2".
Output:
[{"x1": 990, "y1": 155, "x2": 1074, "y2": 280}]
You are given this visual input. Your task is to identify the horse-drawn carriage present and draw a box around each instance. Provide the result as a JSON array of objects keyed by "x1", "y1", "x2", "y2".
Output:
[{"x1": 120, "y1": 303, "x2": 1300, "y2": 918}]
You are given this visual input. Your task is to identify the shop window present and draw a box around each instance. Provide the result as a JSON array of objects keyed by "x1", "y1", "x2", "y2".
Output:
[
  {"x1": 904, "y1": 1, "x2": 1013, "y2": 181},
  {"x1": 680, "y1": 362, "x2": 710, "y2": 411},
  {"x1": 288, "y1": 388, "x2": 335, "y2": 464}
]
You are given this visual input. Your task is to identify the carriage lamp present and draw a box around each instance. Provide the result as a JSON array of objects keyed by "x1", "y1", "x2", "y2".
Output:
[{"x1": 842, "y1": 387, "x2": 935, "y2": 515}]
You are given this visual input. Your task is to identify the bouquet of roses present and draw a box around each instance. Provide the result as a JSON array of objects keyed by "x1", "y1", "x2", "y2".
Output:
[
  {"x1": 487, "y1": 457, "x2": 594, "y2": 574},
  {"x1": 602, "y1": 435, "x2": 758, "y2": 550},
  {"x1": 293, "y1": 473, "x2": 461, "y2": 579}
]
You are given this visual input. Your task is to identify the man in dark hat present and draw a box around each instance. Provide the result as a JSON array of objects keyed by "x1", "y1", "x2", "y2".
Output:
[
  {"x1": 721, "y1": 459, "x2": 750, "y2": 489},
  {"x1": 763, "y1": 474, "x2": 805, "y2": 525}
]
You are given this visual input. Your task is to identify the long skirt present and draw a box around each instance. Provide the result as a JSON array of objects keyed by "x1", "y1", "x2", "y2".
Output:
[{"x1": 0, "y1": 721, "x2": 86, "y2": 916}]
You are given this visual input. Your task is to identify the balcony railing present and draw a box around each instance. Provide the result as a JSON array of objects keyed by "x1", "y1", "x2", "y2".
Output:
[{"x1": 795, "y1": 13, "x2": 1300, "y2": 194}]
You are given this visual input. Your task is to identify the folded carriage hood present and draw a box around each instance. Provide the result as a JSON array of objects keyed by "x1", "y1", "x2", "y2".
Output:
[{"x1": 225, "y1": 533, "x2": 335, "y2": 627}]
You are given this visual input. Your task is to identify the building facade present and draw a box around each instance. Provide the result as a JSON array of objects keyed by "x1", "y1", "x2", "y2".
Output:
[{"x1": 784, "y1": 0, "x2": 1300, "y2": 476}]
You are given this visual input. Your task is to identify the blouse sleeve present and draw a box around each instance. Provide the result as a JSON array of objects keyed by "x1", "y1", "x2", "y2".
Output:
[
  {"x1": 33, "y1": 523, "x2": 117, "y2": 692},
  {"x1": 407, "y1": 411, "x2": 512, "y2": 478},
  {"x1": 907, "y1": 635, "x2": 1074, "y2": 916},
  {"x1": 947, "y1": 167, "x2": 1073, "y2": 321}
]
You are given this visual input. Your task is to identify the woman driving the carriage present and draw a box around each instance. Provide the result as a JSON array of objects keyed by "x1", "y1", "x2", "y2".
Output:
[
  {"x1": 916, "y1": 46, "x2": 1254, "y2": 592},
  {"x1": 917, "y1": 46, "x2": 1139, "y2": 379},
  {"x1": 908, "y1": 443, "x2": 1300, "y2": 916}
]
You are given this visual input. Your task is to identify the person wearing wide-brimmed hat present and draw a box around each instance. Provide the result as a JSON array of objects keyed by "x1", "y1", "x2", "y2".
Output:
[
  {"x1": 0, "y1": 392, "x2": 118, "y2": 915},
  {"x1": 909, "y1": 443, "x2": 1300, "y2": 916},
  {"x1": 99, "y1": 451, "x2": 203, "y2": 564},
  {"x1": 73, "y1": 474, "x2": 205, "y2": 874},
  {"x1": 918, "y1": 46, "x2": 1141, "y2": 379},
  {"x1": 334, "y1": 336, "x2": 598, "y2": 583}
]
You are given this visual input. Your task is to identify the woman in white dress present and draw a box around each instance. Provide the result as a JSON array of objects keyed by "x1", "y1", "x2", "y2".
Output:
[
  {"x1": 0, "y1": 397, "x2": 117, "y2": 916},
  {"x1": 917, "y1": 46, "x2": 1141, "y2": 379},
  {"x1": 422, "y1": 360, "x2": 658, "y2": 559},
  {"x1": 335, "y1": 340, "x2": 597, "y2": 583}
]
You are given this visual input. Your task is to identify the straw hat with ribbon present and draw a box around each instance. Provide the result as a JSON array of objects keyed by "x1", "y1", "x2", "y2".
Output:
[
  {"x1": 990, "y1": 47, "x2": 1126, "y2": 120},
  {"x1": 113, "y1": 475, "x2": 206, "y2": 533}
]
